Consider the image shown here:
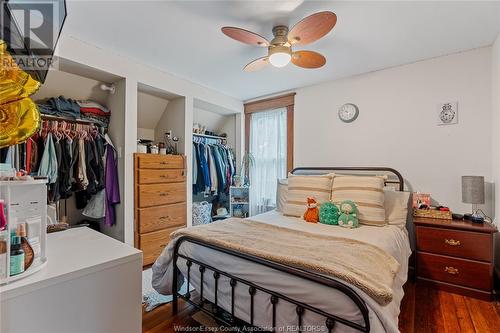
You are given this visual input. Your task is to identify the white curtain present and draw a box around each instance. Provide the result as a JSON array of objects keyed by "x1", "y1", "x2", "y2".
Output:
[{"x1": 249, "y1": 108, "x2": 287, "y2": 216}]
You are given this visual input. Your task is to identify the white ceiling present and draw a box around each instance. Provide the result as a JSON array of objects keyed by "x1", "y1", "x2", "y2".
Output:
[{"x1": 63, "y1": 1, "x2": 500, "y2": 101}]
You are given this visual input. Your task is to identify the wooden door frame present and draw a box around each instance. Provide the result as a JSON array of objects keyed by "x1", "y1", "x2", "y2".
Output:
[{"x1": 244, "y1": 93, "x2": 295, "y2": 173}]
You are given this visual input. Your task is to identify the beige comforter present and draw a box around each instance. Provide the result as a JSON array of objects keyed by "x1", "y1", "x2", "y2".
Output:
[{"x1": 171, "y1": 218, "x2": 400, "y2": 305}]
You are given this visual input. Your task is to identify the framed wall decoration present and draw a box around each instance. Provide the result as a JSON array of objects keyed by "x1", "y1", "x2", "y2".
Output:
[{"x1": 437, "y1": 102, "x2": 458, "y2": 125}]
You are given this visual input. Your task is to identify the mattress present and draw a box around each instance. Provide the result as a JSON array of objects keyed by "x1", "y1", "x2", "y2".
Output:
[{"x1": 152, "y1": 210, "x2": 411, "y2": 333}]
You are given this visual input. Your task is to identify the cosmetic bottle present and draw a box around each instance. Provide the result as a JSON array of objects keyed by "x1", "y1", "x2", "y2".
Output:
[
  {"x1": 9, "y1": 236, "x2": 24, "y2": 276},
  {"x1": 17, "y1": 223, "x2": 34, "y2": 270},
  {"x1": 0, "y1": 231, "x2": 6, "y2": 279}
]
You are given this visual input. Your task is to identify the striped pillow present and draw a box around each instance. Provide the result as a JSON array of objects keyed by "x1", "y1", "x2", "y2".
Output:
[
  {"x1": 283, "y1": 174, "x2": 334, "y2": 218},
  {"x1": 331, "y1": 176, "x2": 386, "y2": 226}
]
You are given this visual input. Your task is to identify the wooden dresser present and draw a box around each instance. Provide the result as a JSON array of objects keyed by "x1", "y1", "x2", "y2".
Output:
[
  {"x1": 134, "y1": 153, "x2": 187, "y2": 266},
  {"x1": 414, "y1": 217, "x2": 497, "y2": 301}
]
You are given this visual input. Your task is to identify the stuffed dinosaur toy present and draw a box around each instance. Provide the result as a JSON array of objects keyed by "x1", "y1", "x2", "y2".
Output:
[
  {"x1": 338, "y1": 200, "x2": 359, "y2": 228},
  {"x1": 319, "y1": 201, "x2": 340, "y2": 225},
  {"x1": 303, "y1": 197, "x2": 320, "y2": 223}
]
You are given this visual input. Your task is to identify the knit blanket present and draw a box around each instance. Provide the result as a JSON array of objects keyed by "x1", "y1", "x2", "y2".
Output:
[{"x1": 170, "y1": 218, "x2": 400, "y2": 305}]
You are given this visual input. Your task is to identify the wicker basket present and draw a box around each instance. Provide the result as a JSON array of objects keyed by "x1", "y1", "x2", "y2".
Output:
[{"x1": 413, "y1": 208, "x2": 452, "y2": 220}]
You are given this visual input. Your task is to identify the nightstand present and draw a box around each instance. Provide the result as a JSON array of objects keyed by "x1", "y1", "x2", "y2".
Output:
[{"x1": 414, "y1": 217, "x2": 497, "y2": 301}]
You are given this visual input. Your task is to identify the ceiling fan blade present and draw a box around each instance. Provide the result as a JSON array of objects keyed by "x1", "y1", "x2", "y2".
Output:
[
  {"x1": 243, "y1": 57, "x2": 269, "y2": 72},
  {"x1": 222, "y1": 27, "x2": 269, "y2": 47},
  {"x1": 288, "y1": 11, "x2": 337, "y2": 45},
  {"x1": 291, "y1": 51, "x2": 326, "y2": 69}
]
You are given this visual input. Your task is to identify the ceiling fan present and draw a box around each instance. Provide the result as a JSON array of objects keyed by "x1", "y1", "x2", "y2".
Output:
[{"x1": 221, "y1": 11, "x2": 337, "y2": 72}]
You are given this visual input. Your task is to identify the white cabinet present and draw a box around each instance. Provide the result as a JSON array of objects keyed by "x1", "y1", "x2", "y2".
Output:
[
  {"x1": 0, "y1": 227, "x2": 142, "y2": 333},
  {"x1": 0, "y1": 180, "x2": 48, "y2": 284}
]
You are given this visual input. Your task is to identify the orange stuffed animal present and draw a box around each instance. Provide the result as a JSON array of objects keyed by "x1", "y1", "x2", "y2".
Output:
[{"x1": 303, "y1": 197, "x2": 320, "y2": 223}]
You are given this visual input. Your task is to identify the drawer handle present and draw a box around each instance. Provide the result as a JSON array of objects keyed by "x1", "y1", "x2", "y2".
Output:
[
  {"x1": 445, "y1": 239, "x2": 461, "y2": 246},
  {"x1": 159, "y1": 216, "x2": 170, "y2": 220},
  {"x1": 159, "y1": 193, "x2": 167, "y2": 196},
  {"x1": 160, "y1": 162, "x2": 167, "y2": 165},
  {"x1": 444, "y1": 266, "x2": 459, "y2": 275},
  {"x1": 160, "y1": 175, "x2": 166, "y2": 178},
  {"x1": 160, "y1": 244, "x2": 167, "y2": 248}
]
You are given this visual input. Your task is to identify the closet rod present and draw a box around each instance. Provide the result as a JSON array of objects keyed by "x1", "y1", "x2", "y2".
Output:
[
  {"x1": 192, "y1": 133, "x2": 227, "y2": 140},
  {"x1": 41, "y1": 114, "x2": 96, "y2": 125}
]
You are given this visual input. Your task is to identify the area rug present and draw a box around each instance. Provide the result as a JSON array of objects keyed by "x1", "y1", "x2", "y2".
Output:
[{"x1": 142, "y1": 268, "x2": 193, "y2": 312}]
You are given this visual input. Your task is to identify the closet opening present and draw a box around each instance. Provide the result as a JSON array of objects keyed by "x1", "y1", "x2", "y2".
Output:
[
  {"x1": 134, "y1": 83, "x2": 187, "y2": 265},
  {"x1": 24, "y1": 58, "x2": 127, "y2": 242},
  {"x1": 136, "y1": 83, "x2": 185, "y2": 154},
  {"x1": 192, "y1": 98, "x2": 243, "y2": 225}
]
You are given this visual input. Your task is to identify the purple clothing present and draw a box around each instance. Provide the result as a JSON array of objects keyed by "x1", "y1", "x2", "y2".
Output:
[{"x1": 104, "y1": 144, "x2": 120, "y2": 226}]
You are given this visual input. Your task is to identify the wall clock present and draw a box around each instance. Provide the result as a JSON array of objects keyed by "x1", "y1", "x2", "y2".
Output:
[{"x1": 338, "y1": 103, "x2": 359, "y2": 123}]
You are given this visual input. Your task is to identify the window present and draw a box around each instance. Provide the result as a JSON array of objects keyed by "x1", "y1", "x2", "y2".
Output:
[
  {"x1": 249, "y1": 108, "x2": 287, "y2": 215},
  {"x1": 244, "y1": 93, "x2": 294, "y2": 216}
]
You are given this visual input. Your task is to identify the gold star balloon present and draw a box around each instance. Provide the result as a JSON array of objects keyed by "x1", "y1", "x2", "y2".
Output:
[{"x1": 0, "y1": 39, "x2": 41, "y2": 148}]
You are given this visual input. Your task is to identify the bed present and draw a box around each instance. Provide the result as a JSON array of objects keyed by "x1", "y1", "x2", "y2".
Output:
[{"x1": 152, "y1": 167, "x2": 412, "y2": 333}]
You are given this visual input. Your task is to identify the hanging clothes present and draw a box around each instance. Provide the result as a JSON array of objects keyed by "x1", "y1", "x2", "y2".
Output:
[
  {"x1": 104, "y1": 134, "x2": 120, "y2": 227},
  {"x1": 192, "y1": 138, "x2": 236, "y2": 196},
  {"x1": 37, "y1": 133, "x2": 58, "y2": 184}
]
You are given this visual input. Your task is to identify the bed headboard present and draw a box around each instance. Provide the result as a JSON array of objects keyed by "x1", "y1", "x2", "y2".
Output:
[{"x1": 291, "y1": 167, "x2": 405, "y2": 191}]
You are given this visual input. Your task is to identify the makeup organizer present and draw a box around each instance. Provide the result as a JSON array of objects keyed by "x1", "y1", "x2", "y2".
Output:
[{"x1": 0, "y1": 179, "x2": 48, "y2": 284}]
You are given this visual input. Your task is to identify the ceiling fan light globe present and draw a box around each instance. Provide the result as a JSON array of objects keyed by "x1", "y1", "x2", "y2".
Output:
[{"x1": 269, "y1": 52, "x2": 291, "y2": 67}]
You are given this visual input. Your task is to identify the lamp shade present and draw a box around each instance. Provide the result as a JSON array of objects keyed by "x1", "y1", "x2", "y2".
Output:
[{"x1": 461, "y1": 176, "x2": 485, "y2": 204}]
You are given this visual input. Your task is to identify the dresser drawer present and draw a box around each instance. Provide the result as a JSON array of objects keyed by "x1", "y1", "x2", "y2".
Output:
[
  {"x1": 138, "y1": 203, "x2": 186, "y2": 234},
  {"x1": 136, "y1": 154, "x2": 184, "y2": 169},
  {"x1": 138, "y1": 169, "x2": 186, "y2": 184},
  {"x1": 417, "y1": 252, "x2": 492, "y2": 291},
  {"x1": 416, "y1": 226, "x2": 492, "y2": 261},
  {"x1": 140, "y1": 225, "x2": 182, "y2": 266},
  {"x1": 138, "y1": 183, "x2": 186, "y2": 208}
]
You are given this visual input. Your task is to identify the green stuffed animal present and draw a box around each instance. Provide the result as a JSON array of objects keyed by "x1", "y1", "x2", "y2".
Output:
[
  {"x1": 319, "y1": 201, "x2": 340, "y2": 225},
  {"x1": 338, "y1": 200, "x2": 359, "y2": 228}
]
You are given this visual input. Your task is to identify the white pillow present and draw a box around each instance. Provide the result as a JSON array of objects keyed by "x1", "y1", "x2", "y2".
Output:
[
  {"x1": 384, "y1": 190, "x2": 411, "y2": 227},
  {"x1": 276, "y1": 178, "x2": 288, "y2": 212},
  {"x1": 283, "y1": 173, "x2": 334, "y2": 217},
  {"x1": 331, "y1": 175, "x2": 386, "y2": 226}
]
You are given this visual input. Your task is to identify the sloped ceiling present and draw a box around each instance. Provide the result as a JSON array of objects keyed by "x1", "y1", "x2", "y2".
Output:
[{"x1": 63, "y1": 1, "x2": 500, "y2": 100}]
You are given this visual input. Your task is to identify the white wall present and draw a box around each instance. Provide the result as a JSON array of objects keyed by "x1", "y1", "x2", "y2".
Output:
[
  {"x1": 137, "y1": 128, "x2": 155, "y2": 141},
  {"x1": 53, "y1": 36, "x2": 243, "y2": 245},
  {"x1": 155, "y1": 97, "x2": 186, "y2": 154},
  {"x1": 492, "y1": 35, "x2": 500, "y2": 271},
  {"x1": 492, "y1": 35, "x2": 500, "y2": 225},
  {"x1": 137, "y1": 91, "x2": 170, "y2": 134},
  {"x1": 193, "y1": 108, "x2": 237, "y2": 148},
  {"x1": 32, "y1": 70, "x2": 109, "y2": 105},
  {"x1": 295, "y1": 47, "x2": 493, "y2": 216}
]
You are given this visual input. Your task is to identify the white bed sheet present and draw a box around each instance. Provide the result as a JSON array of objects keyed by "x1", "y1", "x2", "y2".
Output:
[{"x1": 152, "y1": 210, "x2": 411, "y2": 333}]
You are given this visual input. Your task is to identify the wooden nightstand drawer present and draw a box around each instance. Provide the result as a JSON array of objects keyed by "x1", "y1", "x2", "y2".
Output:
[
  {"x1": 416, "y1": 226, "x2": 492, "y2": 261},
  {"x1": 417, "y1": 252, "x2": 492, "y2": 291}
]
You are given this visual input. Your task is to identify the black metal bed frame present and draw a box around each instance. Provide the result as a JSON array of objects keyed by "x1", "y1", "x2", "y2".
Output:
[{"x1": 172, "y1": 167, "x2": 405, "y2": 332}]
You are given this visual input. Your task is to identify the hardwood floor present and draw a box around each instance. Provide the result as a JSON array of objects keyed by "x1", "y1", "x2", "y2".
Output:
[
  {"x1": 143, "y1": 282, "x2": 500, "y2": 333},
  {"x1": 399, "y1": 283, "x2": 500, "y2": 333}
]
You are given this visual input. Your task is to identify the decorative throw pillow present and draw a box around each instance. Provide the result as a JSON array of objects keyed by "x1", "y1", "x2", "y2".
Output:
[
  {"x1": 384, "y1": 190, "x2": 411, "y2": 228},
  {"x1": 283, "y1": 173, "x2": 334, "y2": 218},
  {"x1": 331, "y1": 176, "x2": 386, "y2": 226},
  {"x1": 276, "y1": 178, "x2": 288, "y2": 212}
]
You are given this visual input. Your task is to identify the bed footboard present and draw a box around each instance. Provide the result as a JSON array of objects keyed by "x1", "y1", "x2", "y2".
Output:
[{"x1": 172, "y1": 236, "x2": 370, "y2": 332}]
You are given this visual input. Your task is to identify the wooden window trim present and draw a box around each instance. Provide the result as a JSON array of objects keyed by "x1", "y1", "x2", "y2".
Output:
[{"x1": 244, "y1": 93, "x2": 294, "y2": 173}]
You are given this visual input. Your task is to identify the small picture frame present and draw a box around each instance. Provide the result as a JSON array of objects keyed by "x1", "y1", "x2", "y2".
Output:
[
  {"x1": 412, "y1": 193, "x2": 431, "y2": 209},
  {"x1": 437, "y1": 102, "x2": 458, "y2": 125}
]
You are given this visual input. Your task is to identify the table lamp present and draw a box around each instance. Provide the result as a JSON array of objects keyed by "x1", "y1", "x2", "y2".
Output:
[{"x1": 461, "y1": 176, "x2": 485, "y2": 223}]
